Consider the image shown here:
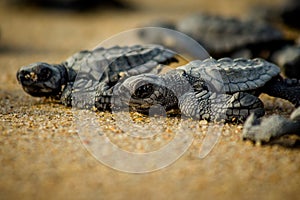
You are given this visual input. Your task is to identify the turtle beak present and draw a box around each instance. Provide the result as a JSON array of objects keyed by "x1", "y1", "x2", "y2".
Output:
[{"x1": 17, "y1": 67, "x2": 34, "y2": 85}]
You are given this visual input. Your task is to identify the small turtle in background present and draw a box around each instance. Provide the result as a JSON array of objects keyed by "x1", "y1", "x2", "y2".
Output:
[
  {"x1": 140, "y1": 12, "x2": 300, "y2": 79},
  {"x1": 16, "y1": 45, "x2": 179, "y2": 110},
  {"x1": 140, "y1": 13, "x2": 290, "y2": 59},
  {"x1": 176, "y1": 13, "x2": 289, "y2": 59},
  {"x1": 114, "y1": 57, "x2": 300, "y2": 122},
  {"x1": 247, "y1": 0, "x2": 300, "y2": 30}
]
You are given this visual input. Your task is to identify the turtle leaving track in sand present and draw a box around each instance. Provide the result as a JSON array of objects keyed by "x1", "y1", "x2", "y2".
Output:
[
  {"x1": 114, "y1": 57, "x2": 300, "y2": 122},
  {"x1": 16, "y1": 44, "x2": 178, "y2": 110}
]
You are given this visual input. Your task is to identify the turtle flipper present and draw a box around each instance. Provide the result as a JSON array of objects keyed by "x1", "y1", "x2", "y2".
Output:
[
  {"x1": 262, "y1": 77, "x2": 300, "y2": 107},
  {"x1": 60, "y1": 83, "x2": 73, "y2": 106},
  {"x1": 178, "y1": 91, "x2": 265, "y2": 122},
  {"x1": 243, "y1": 107, "x2": 300, "y2": 143},
  {"x1": 61, "y1": 82, "x2": 98, "y2": 109}
]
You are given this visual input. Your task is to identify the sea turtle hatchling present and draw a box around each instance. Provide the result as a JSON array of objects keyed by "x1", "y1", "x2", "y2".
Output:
[
  {"x1": 140, "y1": 13, "x2": 300, "y2": 79},
  {"x1": 16, "y1": 44, "x2": 179, "y2": 110},
  {"x1": 114, "y1": 57, "x2": 300, "y2": 122},
  {"x1": 176, "y1": 13, "x2": 287, "y2": 58},
  {"x1": 140, "y1": 13, "x2": 289, "y2": 59}
]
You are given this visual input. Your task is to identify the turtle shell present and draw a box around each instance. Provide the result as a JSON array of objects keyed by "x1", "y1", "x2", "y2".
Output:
[
  {"x1": 179, "y1": 57, "x2": 280, "y2": 94},
  {"x1": 65, "y1": 44, "x2": 177, "y2": 83},
  {"x1": 64, "y1": 44, "x2": 179, "y2": 97}
]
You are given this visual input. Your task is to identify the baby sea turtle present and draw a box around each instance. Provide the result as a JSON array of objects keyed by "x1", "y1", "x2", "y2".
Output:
[
  {"x1": 114, "y1": 57, "x2": 300, "y2": 122},
  {"x1": 141, "y1": 13, "x2": 299, "y2": 79},
  {"x1": 247, "y1": 0, "x2": 300, "y2": 30},
  {"x1": 17, "y1": 44, "x2": 178, "y2": 110},
  {"x1": 140, "y1": 13, "x2": 289, "y2": 59},
  {"x1": 176, "y1": 13, "x2": 287, "y2": 58}
]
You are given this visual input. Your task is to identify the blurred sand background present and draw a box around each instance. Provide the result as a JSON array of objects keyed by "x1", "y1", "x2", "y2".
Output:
[{"x1": 0, "y1": 0, "x2": 299, "y2": 199}]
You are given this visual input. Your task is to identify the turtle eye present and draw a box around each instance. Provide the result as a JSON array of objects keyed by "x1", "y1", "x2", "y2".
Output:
[
  {"x1": 38, "y1": 67, "x2": 52, "y2": 81},
  {"x1": 133, "y1": 83, "x2": 154, "y2": 99}
]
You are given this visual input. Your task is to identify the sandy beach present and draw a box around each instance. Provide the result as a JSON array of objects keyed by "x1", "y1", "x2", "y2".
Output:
[{"x1": 0, "y1": 0, "x2": 299, "y2": 199}]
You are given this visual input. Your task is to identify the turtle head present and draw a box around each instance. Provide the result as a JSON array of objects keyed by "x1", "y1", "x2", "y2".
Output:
[
  {"x1": 114, "y1": 74, "x2": 169, "y2": 111},
  {"x1": 17, "y1": 62, "x2": 67, "y2": 97}
]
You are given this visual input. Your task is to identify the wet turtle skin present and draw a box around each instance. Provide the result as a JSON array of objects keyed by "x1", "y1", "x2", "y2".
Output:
[
  {"x1": 17, "y1": 44, "x2": 178, "y2": 110},
  {"x1": 114, "y1": 57, "x2": 300, "y2": 122}
]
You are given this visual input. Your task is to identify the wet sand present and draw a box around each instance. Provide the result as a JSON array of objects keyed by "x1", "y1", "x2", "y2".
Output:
[{"x1": 0, "y1": 0, "x2": 300, "y2": 199}]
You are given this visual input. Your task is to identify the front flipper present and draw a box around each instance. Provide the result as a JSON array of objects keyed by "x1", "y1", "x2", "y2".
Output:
[
  {"x1": 179, "y1": 91, "x2": 265, "y2": 122},
  {"x1": 60, "y1": 82, "x2": 98, "y2": 109},
  {"x1": 60, "y1": 83, "x2": 73, "y2": 107}
]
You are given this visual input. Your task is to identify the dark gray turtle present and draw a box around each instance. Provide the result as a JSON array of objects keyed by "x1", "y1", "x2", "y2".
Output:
[
  {"x1": 244, "y1": 2, "x2": 300, "y2": 79},
  {"x1": 17, "y1": 44, "x2": 179, "y2": 110},
  {"x1": 140, "y1": 13, "x2": 290, "y2": 59},
  {"x1": 243, "y1": 107, "x2": 300, "y2": 143},
  {"x1": 140, "y1": 13, "x2": 300, "y2": 79},
  {"x1": 247, "y1": 0, "x2": 300, "y2": 30},
  {"x1": 176, "y1": 13, "x2": 289, "y2": 58},
  {"x1": 114, "y1": 57, "x2": 300, "y2": 122}
]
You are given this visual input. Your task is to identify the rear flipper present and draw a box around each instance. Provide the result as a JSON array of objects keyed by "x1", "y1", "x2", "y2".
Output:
[
  {"x1": 262, "y1": 76, "x2": 300, "y2": 107},
  {"x1": 179, "y1": 91, "x2": 265, "y2": 122}
]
